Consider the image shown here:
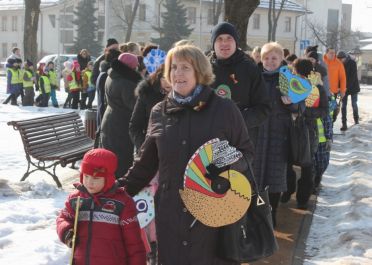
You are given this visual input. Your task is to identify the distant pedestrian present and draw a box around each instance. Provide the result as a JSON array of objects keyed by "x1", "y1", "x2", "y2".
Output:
[
  {"x1": 77, "y1": 49, "x2": 91, "y2": 71},
  {"x1": 81, "y1": 61, "x2": 95, "y2": 109},
  {"x1": 4, "y1": 58, "x2": 22, "y2": 105},
  {"x1": 337, "y1": 51, "x2": 360, "y2": 130},
  {"x1": 62, "y1": 61, "x2": 73, "y2": 108},
  {"x1": 47, "y1": 61, "x2": 59, "y2": 107},
  {"x1": 22, "y1": 60, "x2": 36, "y2": 106}
]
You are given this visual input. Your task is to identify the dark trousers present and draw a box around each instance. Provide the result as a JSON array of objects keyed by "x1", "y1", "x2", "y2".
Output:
[
  {"x1": 23, "y1": 88, "x2": 35, "y2": 106},
  {"x1": 87, "y1": 90, "x2": 95, "y2": 109},
  {"x1": 63, "y1": 92, "x2": 72, "y2": 108},
  {"x1": 314, "y1": 142, "x2": 330, "y2": 188},
  {"x1": 341, "y1": 93, "x2": 358, "y2": 123},
  {"x1": 70, "y1": 91, "x2": 80, "y2": 109},
  {"x1": 80, "y1": 92, "x2": 88, "y2": 110},
  {"x1": 285, "y1": 164, "x2": 314, "y2": 204}
]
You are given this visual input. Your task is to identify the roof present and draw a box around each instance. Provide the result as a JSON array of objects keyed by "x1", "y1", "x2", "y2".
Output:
[
  {"x1": 361, "y1": 44, "x2": 372, "y2": 51},
  {"x1": 0, "y1": 0, "x2": 58, "y2": 11},
  {"x1": 258, "y1": 0, "x2": 309, "y2": 13}
]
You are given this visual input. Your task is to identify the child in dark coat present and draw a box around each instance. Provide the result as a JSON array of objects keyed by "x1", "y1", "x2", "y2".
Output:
[{"x1": 56, "y1": 148, "x2": 146, "y2": 265}]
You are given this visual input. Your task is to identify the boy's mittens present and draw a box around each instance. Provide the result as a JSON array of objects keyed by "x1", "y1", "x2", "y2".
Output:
[
  {"x1": 63, "y1": 229, "x2": 74, "y2": 248},
  {"x1": 205, "y1": 164, "x2": 231, "y2": 194}
]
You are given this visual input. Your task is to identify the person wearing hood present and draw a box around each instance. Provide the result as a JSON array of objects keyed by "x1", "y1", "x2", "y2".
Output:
[
  {"x1": 209, "y1": 22, "x2": 271, "y2": 146},
  {"x1": 66, "y1": 61, "x2": 82, "y2": 109},
  {"x1": 22, "y1": 60, "x2": 36, "y2": 106},
  {"x1": 36, "y1": 65, "x2": 51, "y2": 107},
  {"x1": 323, "y1": 47, "x2": 346, "y2": 98},
  {"x1": 62, "y1": 61, "x2": 73, "y2": 108},
  {"x1": 3, "y1": 58, "x2": 23, "y2": 105},
  {"x1": 100, "y1": 53, "x2": 142, "y2": 178},
  {"x1": 77, "y1": 49, "x2": 91, "y2": 71},
  {"x1": 337, "y1": 51, "x2": 360, "y2": 131},
  {"x1": 56, "y1": 148, "x2": 146, "y2": 265}
]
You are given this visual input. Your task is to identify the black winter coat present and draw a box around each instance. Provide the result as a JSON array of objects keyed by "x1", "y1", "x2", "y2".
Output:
[
  {"x1": 100, "y1": 59, "x2": 142, "y2": 178},
  {"x1": 77, "y1": 53, "x2": 91, "y2": 71},
  {"x1": 254, "y1": 71, "x2": 298, "y2": 193},
  {"x1": 129, "y1": 78, "x2": 166, "y2": 151},
  {"x1": 343, "y1": 56, "x2": 360, "y2": 95},
  {"x1": 124, "y1": 87, "x2": 254, "y2": 265},
  {"x1": 210, "y1": 49, "x2": 272, "y2": 146}
]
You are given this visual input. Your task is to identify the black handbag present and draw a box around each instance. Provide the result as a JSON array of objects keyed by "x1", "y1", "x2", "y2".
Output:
[
  {"x1": 217, "y1": 162, "x2": 279, "y2": 262},
  {"x1": 290, "y1": 114, "x2": 312, "y2": 167}
]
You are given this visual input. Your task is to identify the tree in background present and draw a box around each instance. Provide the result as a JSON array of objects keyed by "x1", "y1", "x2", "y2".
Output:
[
  {"x1": 72, "y1": 0, "x2": 101, "y2": 56},
  {"x1": 211, "y1": 0, "x2": 223, "y2": 25},
  {"x1": 111, "y1": 0, "x2": 140, "y2": 42},
  {"x1": 224, "y1": 0, "x2": 260, "y2": 50},
  {"x1": 152, "y1": 0, "x2": 193, "y2": 51},
  {"x1": 267, "y1": 0, "x2": 287, "y2": 42},
  {"x1": 24, "y1": 0, "x2": 41, "y2": 64}
]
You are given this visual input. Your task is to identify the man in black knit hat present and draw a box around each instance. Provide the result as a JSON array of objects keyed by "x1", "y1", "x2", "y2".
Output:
[{"x1": 209, "y1": 22, "x2": 271, "y2": 147}]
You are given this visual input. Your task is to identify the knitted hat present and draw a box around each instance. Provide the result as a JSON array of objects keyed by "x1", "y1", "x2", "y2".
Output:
[
  {"x1": 106, "y1": 38, "x2": 119, "y2": 48},
  {"x1": 305, "y1": 45, "x2": 318, "y2": 54},
  {"x1": 7, "y1": 58, "x2": 16, "y2": 66},
  {"x1": 118, "y1": 53, "x2": 139, "y2": 70},
  {"x1": 336, "y1": 51, "x2": 347, "y2": 59},
  {"x1": 80, "y1": 148, "x2": 118, "y2": 193},
  {"x1": 211, "y1": 22, "x2": 239, "y2": 49},
  {"x1": 306, "y1": 51, "x2": 319, "y2": 61}
]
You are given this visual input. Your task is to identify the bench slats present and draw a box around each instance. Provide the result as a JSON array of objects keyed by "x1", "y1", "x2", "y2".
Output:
[{"x1": 7, "y1": 112, "x2": 94, "y2": 187}]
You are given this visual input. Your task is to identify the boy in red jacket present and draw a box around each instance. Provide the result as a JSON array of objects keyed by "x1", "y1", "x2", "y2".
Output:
[{"x1": 56, "y1": 148, "x2": 146, "y2": 265}]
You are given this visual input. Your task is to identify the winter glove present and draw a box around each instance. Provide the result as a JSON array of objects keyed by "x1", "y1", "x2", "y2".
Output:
[
  {"x1": 205, "y1": 164, "x2": 230, "y2": 194},
  {"x1": 325, "y1": 139, "x2": 332, "y2": 152},
  {"x1": 63, "y1": 229, "x2": 74, "y2": 248}
]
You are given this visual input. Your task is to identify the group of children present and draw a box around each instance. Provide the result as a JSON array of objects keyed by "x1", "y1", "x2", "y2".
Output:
[{"x1": 4, "y1": 54, "x2": 95, "y2": 109}]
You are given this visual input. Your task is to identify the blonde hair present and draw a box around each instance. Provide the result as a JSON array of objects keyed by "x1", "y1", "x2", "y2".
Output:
[
  {"x1": 261, "y1": 42, "x2": 284, "y2": 60},
  {"x1": 119, "y1": 42, "x2": 141, "y2": 55},
  {"x1": 164, "y1": 45, "x2": 215, "y2": 86},
  {"x1": 173, "y1": 39, "x2": 195, "y2": 47}
]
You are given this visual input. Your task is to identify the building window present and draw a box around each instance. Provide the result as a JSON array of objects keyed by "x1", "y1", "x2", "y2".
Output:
[
  {"x1": 12, "y1": 43, "x2": 17, "y2": 48},
  {"x1": 207, "y1": 8, "x2": 214, "y2": 25},
  {"x1": 98, "y1": 16, "x2": 105, "y2": 30},
  {"x1": 61, "y1": 30, "x2": 74, "y2": 43},
  {"x1": 2, "y1": 43, "x2": 8, "y2": 58},
  {"x1": 48, "y1": 15, "x2": 56, "y2": 28},
  {"x1": 252, "y1": 14, "x2": 260, "y2": 30},
  {"x1": 2, "y1": 16, "x2": 7, "y2": 31},
  {"x1": 284, "y1": 17, "x2": 291, "y2": 32},
  {"x1": 187, "y1": 7, "x2": 196, "y2": 25},
  {"x1": 98, "y1": 31, "x2": 104, "y2": 43},
  {"x1": 98, "y1": 0, "x2": 105, "y2": 14},
  {"x1": 139, "y1": 4, "x2": 146, "y2": 21},
  {"x1": 60, "y1": 15, "x2": 74, "y2": 28},
  {"x1": 11, "y1": 16, "x2": 17, "y2": 31}
]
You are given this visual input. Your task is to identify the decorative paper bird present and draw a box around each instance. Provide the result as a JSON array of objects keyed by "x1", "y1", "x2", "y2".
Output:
[
  {"x1": 179, "y1": 138, "x2": 252, "y2": 227},
  {"x1": 279, "y1": 66, "x2": 312, "y2": 103},
  {"x1": 305, "y1": 71, "x2": 322, "y2": 107}
]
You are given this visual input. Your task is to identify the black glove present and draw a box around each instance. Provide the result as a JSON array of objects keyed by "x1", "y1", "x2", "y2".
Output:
[
  {"x1": 205, "y1": 164, "x2": 230, "y2": 194},
  {"x1": 63, "y1": 229, "x2": 74, "y2": 248}
]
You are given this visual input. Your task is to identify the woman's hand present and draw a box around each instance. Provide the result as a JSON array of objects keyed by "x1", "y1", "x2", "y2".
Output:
[{"x1": 281, "y1": 96, "x2": 292, "y2": 105}]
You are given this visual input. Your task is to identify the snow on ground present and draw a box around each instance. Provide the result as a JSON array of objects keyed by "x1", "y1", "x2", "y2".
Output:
[
  {"x1": 0, "y1": 77, "x2": 372, "y2": 264},
  {"x1": 304, "y1": 85, "x2": 372, "y2": 265}
]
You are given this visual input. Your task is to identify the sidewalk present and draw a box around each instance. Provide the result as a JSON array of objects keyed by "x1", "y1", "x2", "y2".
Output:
[{"x1": 250, "y1": 194, "x2": 317, "y2": 265}]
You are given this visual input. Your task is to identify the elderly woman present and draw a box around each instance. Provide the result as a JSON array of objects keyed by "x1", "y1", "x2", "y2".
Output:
[{"x1": 120, "y1": 45, "x2": 254, "y2": 265}]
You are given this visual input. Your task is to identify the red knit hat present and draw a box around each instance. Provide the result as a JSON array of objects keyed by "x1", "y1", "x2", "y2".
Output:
[
  {"x1": 80, "y1": 148, "x2": 117, "y2": 192},
  {"x1": 118, "y1": 53, "x2": 138, "y2": 70}
]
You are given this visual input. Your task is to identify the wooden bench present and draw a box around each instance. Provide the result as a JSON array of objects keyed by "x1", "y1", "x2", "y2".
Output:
[{"x1": 7, "y1": 112, "x2": 94, "y2": 188}]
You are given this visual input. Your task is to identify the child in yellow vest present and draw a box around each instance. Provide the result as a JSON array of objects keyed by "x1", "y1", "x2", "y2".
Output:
[
  {"x1": 81, "y1": 61, "x2": 95, "y2": 109},
  {"x1": 47, "y1": 61, "x2": 59, "y2": 107},
  {"x1": 36, "y1": 65, "x2": 51, "y2": 107},
  {"x1": 22, "y1": 60, "x2": 36, "y2": 106}
]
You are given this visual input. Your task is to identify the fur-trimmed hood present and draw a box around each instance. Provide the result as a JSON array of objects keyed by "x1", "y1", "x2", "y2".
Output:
[
  {"x1": 134, "y1": 78, "x2": 163, "y2": 97},
  {"x1": 109, "y1": 59, "x2": 142, "y2": 84}
]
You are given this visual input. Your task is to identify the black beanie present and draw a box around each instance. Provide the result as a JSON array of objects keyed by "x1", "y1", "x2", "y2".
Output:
[
  {"x1": 305, "y1": 45, "x2": 318, "y2": 54},
  {"x1": 26, "y1": 59, "x2": 33, "y2": 67},
  {"x1": 106, "y1": 38, "x2": 118, "y2": 48},
  {"x1": 306, "y1": 51, "x2": 318, "y2": 61},
  {"x1": 211, "y1": 22, "x2": 239, "y2": 49}
]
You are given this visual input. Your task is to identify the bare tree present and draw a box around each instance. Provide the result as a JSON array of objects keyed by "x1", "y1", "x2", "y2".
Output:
[
  {"x1": 224, "y1": 0, "x2": 260, "y2": 49},
  {"x1": 307, "y1": 20, "x2": 356, "y2": 50},
  {"x1": 268, "y1": 0, "x2": 287, "y2": 42},
  {"x1": 212, "y1": 0, "x2": 223, "y2": 25},
  {"x1": 24, "y1": 0, "x2": 41, "y2": 64},
  {"x1": 111, "y1": 0, "x2": 140, "y2": 42}
]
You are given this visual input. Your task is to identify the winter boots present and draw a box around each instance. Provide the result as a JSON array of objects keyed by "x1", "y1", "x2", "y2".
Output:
[{"x1": 340, "y1": 122, "x2": 348, "y2": 131}]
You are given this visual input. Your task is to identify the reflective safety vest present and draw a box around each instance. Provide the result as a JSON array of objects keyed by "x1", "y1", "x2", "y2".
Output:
[
  {"x1": 69, "y1": 72, "x2": 80, "y2": 91},
  {"x1": 317, "y1": 118, "x2": 326, "y2": 143},
  {"x1": 49, "y1": 70, "x2": 58, "y2": 86},
  {"x1": 23, "y1": 70, "x2": 34, "y2": 88},
  {"x1": 85, "y1": 70, "x2": 92, "y2": 87},
  {"x1": 8, "y1": 68, "x2": 22, "y2": 85},
  {"x1": 39, "y1": 75, "x2": 51, "y2": 94}
]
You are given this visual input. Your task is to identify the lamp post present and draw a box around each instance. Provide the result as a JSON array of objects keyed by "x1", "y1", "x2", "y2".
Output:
[{"x1": 199, "y1": 0, "x2": 202, "y2": 47}]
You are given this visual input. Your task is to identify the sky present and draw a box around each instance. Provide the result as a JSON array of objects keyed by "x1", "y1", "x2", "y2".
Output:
[
  {"x1": 343, "y1": 0, "x2": 372, "y2": 32},
  {"x1": 0, "y1": 78, "x2": 372, "y2": 264}
]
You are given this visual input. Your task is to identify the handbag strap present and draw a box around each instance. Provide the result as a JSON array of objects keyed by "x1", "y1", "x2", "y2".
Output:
[{"x1": 243, "y1": 155, "x2": 266, "y2": 206}]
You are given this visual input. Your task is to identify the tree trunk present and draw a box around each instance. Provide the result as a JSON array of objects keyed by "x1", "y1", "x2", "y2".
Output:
[
  {"x1": 268, "y1": 0, "x2": 273, "y2": 41},
  {"x1": 268, "y1": 0, "x2": 287, "y2": 42},
  {"x1": 125, "y1": 0, "x2": 140, "y2": 42},
  {"x1": 224, "y1": 0, "x2": 260, "y2": 50},
  {"x1": 212, "y1": 0, "x2": 223, "y2": 25},
  {"x1": 24, "y1": 0, "x2": 41, "y2": 64}
]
